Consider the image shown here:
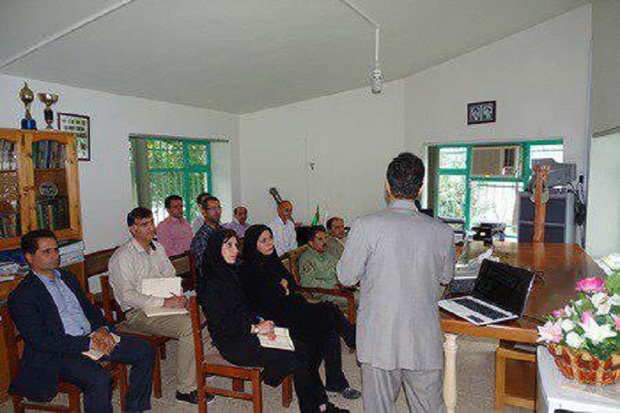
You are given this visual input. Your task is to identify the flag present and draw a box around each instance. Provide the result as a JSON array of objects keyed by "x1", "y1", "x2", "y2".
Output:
[{"x1": 311, "y1": 204, "x2": 320, "y2": 226}]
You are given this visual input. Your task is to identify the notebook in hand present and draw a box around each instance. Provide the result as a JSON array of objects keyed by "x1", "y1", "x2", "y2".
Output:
[
  {"x1": 82, "y1": 332, "x2": 121, "y2": 360},
  {"x1": 258, "y1": 327, "x2": 295, "y2": 351},
  {"x1": 438, "y1": 259, "x2": 535, "y2": 326},
  {"x1": 141, "y1": 277, "x2": 188, "y2": 317}
]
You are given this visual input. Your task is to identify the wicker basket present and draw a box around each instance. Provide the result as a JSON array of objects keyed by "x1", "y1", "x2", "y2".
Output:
[{"x1": 548, "y1": 343, "x2": 620, "y2": 385}]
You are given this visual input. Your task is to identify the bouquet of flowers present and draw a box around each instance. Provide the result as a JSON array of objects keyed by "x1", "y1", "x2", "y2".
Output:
[{"x1": 537, "y1": 271, "x2": 620, "y2": 385}]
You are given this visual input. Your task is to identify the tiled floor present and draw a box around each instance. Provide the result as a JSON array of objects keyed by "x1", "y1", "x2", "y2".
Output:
[{"x1": 0, "y1": 336, "x2": 531, "y2": 412}]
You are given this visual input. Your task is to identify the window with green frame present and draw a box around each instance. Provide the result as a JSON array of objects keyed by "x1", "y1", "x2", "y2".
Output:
[
  {"x1": 429, "y1": 140, "x2": 564, "y2": 238},
  {"x1": 130, "y1": 136, "x2": 212, "y2": 224}
]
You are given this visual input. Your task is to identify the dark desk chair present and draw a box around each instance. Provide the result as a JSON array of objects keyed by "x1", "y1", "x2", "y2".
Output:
[
  {"x1": 189, "y1": 297, "x2": 292, "y2": 413},
  {"x1": 1, "y1": 301, "x2": 128, "y2": 413}
]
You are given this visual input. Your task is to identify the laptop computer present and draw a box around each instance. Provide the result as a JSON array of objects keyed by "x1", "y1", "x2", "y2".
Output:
[{"x1": 438, "y1": 259, "x2": 535, "y2": 326}]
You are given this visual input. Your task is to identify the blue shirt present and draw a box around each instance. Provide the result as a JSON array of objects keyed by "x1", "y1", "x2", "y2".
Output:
[
  {"x1": 36, "y1": 270, "x2": 92, "y2": 337},
  {"x1": 190, "y1": 223, "x2": 220, "y2": 268}
]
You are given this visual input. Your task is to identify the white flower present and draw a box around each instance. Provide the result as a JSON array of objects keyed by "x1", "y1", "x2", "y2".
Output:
[
  {"x1": 610, "y1": 294, "x2": 620, "y2": 306},
  {"x1": 566, "y1": 331, "x2": 585, "y2": 349},
  {"x1": 592, "y1": 292, "x2": 612, "y2": 315},
  {"x1": 580, "y1": 317, "x2": 617, "y2": 345},
  {"x1": 564, "y1": 305, "x2": 575, "y2": 317},
  {"x1": 561, "y1": 319, "x2": 575, "y2": 332}
]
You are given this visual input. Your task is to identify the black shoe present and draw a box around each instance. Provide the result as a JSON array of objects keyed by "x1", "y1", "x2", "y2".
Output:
[
  {"x1": 175, "y1": 390, "x2": 215, "y2": 405},
  {"x1": 325, "y1": 402, "x2": 350, "y2": 412}
]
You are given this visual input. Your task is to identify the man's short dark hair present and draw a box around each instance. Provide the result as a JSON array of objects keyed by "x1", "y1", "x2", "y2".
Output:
[
  {"x1": 308, "y1": 225, "x2": 327, "y2": 242},
  {"x1": 233, "y1": 206, "x2": 247, "y2": 215},
  {"x1": 386, "y1": 152, "x2": 425, "y2": 200},
  {"x1": 127, "y1": 207, "x2": 153, "y2": 226},
  {"x1": 165, "y1": 195, "x2": 183, "y2": 209},
  {"x1": 326, "y1": 217, "x2": 343, "y2": 230},
  {"x1": 196, "y1": 192, "x2": 211, "y2": 205},
  {"x1": 21, "y1": 229, "x2": 57, "y2": 255},
  {"x1": 200, "y1": 195, "x2": 220, "y2": 210}
]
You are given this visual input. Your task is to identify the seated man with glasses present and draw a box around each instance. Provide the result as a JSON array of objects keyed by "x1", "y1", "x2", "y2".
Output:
[{"x1": 190, "y1": 195, "x2": 223, "y2": 272}]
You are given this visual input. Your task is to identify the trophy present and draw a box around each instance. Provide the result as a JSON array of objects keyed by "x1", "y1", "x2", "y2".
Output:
[
  {"x1": 37, "y1": 93, "x2": 59, "y2": 129},
  {"x1": 19, "y1": 82, "x2": 37, "y2": 130}
]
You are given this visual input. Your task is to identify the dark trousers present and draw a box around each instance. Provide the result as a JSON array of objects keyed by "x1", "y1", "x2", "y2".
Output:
[
  {"x1": 218, "y1": 335, "x2": 328, "y2": 413},
  {"x1": 58, "y1": 334, "x2": 154, "y2": 413}
]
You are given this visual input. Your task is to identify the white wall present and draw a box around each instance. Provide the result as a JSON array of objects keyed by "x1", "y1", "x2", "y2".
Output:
[
  {"x1": 592, "y1": 0, "x2": 620, "y2": 135},
  {"x1": 404, "y1": 5, "x2": 592, "y2": 175},
  {"x1": 0, "y1": 73, "x2": 240, "y2": 252},
  {"x1": 586, "y1": 133, "x2": 620, "y2": 256},
  {"x1": 239, "y1": 80, "x2": 405, "y2": 225}
]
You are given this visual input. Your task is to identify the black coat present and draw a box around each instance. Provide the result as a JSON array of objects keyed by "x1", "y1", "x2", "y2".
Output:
[{"x1": 7, "y1": 270, "x2": 111, "y2": 402}]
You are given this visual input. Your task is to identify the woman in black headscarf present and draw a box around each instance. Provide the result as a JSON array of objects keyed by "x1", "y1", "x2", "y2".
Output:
[
  {"x1": 197, "y1": 229, "x2": 349, "y2": 413},
  {"x1": 240, "y1": 225, "x2": 359, "y2": 398}
]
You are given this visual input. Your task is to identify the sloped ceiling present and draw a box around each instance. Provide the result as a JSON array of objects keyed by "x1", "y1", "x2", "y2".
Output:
[{"x1": 0, "y1": 0, "x2": 589, "y2": 114}]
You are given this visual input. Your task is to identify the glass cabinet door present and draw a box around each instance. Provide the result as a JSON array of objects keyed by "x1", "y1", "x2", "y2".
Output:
[
  {"x1": 0, "y1": 130, "x2": 28, "y2": 247},
  {"x1": 27, "y1": 132, "x2": 82, "y2": 240}
]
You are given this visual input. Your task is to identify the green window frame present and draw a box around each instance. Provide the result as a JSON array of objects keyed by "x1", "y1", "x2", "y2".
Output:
[
  {"x1": 431, "y1": 139, "x2": 563, "y2": 237},
  {"x1": 130, "y1": 136, "x2": 212, "y2": 223}
]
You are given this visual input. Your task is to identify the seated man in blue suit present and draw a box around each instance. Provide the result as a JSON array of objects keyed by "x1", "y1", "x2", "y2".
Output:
[{"x1": 8, "y1": 229, "x2": 155, "y2": 413}]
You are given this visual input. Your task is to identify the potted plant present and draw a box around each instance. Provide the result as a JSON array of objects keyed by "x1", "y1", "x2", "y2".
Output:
[{"x1": 537, "y1": 271, "x2": 620, "y2": 385}]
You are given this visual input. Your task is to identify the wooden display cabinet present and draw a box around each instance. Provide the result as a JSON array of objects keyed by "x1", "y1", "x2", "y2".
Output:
[{"x1": 0, "y1": 128, "x2": 85, "y2": 401}]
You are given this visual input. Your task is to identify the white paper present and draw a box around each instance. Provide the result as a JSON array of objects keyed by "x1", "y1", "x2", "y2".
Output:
[
  {"x1": 141, "y1": 277, "x2": 182, "y2": 298},
  {"x1": 258, "y1": 327, "x2": 295, "y2": 351}
]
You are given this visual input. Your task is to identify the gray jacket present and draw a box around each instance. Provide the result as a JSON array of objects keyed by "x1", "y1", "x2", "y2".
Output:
[{"x1": 337, "y1": 199, "x2": 455, "y2": 370}]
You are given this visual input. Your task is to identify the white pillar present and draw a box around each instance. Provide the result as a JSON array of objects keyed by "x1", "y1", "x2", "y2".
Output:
[{"x1": 443, "y1": 333, "x2": 458, "y2": 413}]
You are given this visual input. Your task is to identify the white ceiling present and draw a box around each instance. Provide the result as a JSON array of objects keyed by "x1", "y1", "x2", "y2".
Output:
[{"x1": 0, "y1": 0, "x2": 589, "y2": 114}]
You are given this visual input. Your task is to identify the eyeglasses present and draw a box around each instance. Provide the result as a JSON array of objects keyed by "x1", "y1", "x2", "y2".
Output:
[{"x1": 206, "y1": 206, "x2": 222, "y2": 211}]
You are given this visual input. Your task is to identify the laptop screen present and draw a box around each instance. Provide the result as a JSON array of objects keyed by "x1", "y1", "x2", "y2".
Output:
[{"x1": 472, "y1": 260, "x2": 535, "y2": 315}]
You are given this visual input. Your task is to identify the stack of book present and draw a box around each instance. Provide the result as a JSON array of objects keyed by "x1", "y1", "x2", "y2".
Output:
[
  {"x1": 1, "y1": 140, "x2": 17, "y2": 170},
  {"x1": 59, "y1": 239, "x2": 85, "y2": 267},
  {"x1": 33, "y1": 141, "x2": 66, "y2": 169},
  {"x1": 0, "y1": 261, "x2": 19, "y2": 276},
  {"x1": 0, "y1": 207, "x2": 20, "y2": 238}
]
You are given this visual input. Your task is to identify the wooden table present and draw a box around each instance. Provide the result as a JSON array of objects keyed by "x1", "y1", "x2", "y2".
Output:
[{"x1": 440, "y1": 242, "x2": 606, "y2": 413}]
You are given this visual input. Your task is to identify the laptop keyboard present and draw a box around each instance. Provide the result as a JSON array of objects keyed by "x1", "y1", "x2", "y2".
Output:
[{"x1": 453, "y1": 298, "x2": 507, "y2": 320}]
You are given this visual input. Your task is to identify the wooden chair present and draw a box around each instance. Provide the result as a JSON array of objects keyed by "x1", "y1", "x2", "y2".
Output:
[
  {"x1": 282, "y1": 245, "x2": 357, "y2": 324},
  {"x1": 188, "y1": 251, "x2": 198, "y2": 292},
  {"x1": 170, "y1": 251, "x2": 192, "y2": 291},
  {"x1": 1, "y1": 303, "x2": 128, "y2": 413},
  {"x1": 189, "y1": 297, "x2": 292, "y2": 413},
  {"x1": 84, "y1": 246, "x2": 118, "y2": 311},
  {"x1": 495, "y1": 340, "x2": 537, "y2": 410},
  {"x1": 99, "y1": 275, "x2": 171, "y2": 399}
]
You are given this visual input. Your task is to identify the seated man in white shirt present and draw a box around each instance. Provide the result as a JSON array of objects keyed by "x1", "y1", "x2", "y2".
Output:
[
  {"x1": 109, "y1": 207, "x2": 214, "y2": 405},
  {"x1": 267, "y1": 200, "x2": 298, "y2": 256}
]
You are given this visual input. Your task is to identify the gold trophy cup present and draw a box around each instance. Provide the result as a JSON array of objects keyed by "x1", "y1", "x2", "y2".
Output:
[
  {"x1": 19, "y1": 82, "x2": 37, "y2": 129},
  {"x1": 38, "y1": 93, "x2": 59, "y2": 129}
]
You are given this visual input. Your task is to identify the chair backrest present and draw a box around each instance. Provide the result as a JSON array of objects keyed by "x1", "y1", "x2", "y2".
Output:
[
  {"x1": 1, "y1": 305, "x2": 22, "y2": 382},
  {"x1": 100, "y1": 275, "x2": 125, "y2": 324},
  {"x1": 85, "y1": 246, "x2": 118, "y2": 278},
  {"x1": 170, "y1": 251, "x2": 190, "y2": 277},
  {"x1": 188, "y1": 296, "x2": 204, "y2": 369},
  {"x1": 281, "y1": 245, "x2": 308, "y2": 284}
]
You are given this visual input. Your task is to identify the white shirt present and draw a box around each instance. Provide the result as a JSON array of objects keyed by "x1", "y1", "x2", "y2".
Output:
[
  {"x1": 267, "y1": 216, "x2": 298, "y2": 256},
  {"x1": 190, "y1": 214, "x2": 204, "y2": 234},
  {"x1": 108, "y1": 238, "x2": 176, "y2": 312}
]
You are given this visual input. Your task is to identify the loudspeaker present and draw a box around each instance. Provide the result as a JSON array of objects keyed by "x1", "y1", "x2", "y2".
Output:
[{"x1": 517, "y1": 190, "x2": 575, "y2": 244}]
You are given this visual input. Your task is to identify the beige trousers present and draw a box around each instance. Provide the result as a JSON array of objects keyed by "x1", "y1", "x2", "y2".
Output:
[{"x1": 126, "y1": 309, "x2": 199, "y2": 393}]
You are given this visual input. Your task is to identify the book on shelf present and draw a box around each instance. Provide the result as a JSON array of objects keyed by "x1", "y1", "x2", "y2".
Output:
[
  {"x1": 36, "y1": 196, "x2": 69, "y2": 230},
  {"x1": 33, "y1": 141, "x2": 65, "y2": 169},
  {"x1": 0, "y1": 210, "x2": 20, "y2": 239},
  {"x1": 59, "y1": 239, "x2": 85, "y2": 255},
  {"x1": 60, "y1": 250, "x2": 85, "y2": 267},
  {"x1": 1, "y1": 140, "x2": 17, "y2": 171}
]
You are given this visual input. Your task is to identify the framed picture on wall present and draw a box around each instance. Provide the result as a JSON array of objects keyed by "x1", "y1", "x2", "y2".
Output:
[
  {"x1": 58, "y1": 113, "x2": 91, "y2": 161},
  {"x1": 467, "y1": 101, "x2": 496, "y2": 125}
]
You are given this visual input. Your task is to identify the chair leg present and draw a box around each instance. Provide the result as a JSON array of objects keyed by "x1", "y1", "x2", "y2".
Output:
[
  {"x1": 12, "y1": 395, "x2": 24, "y2": 413},
  {"x1": 251, "y1": 371, "x2": 262, "y2": 413},
  {"x1": 197, "y1": 388, "x2": 207, "y2": 413},
  {"x1": 281, "y1": 375, "x2": 292, "y2": 408},
  {"x1": 232, "y1": 378, "x2": 245, "y2": 392},
  {"x1": 118, "y1": 366, "x2": 129, "y2": 412},
  {"x1": 495, "y1": 349, "x2": 506, "y2": 409},
  {"x1": 68, "y1": 390, "x2": 82, "y2": 413},
  {"x1": 153, "y1": 348, "x2": 163, "y2": 398},
  {"x1": 159, "y1": 342, "x2": 167, "y2": 360}
]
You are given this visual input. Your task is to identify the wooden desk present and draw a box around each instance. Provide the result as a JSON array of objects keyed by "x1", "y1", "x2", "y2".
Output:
[{"x1": 441, "y1": 243, "x2": 606, "y2": 413}]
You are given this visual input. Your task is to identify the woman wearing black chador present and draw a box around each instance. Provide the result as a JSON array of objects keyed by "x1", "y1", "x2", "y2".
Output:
[
  {"x1": 240, "y1": 224, "x2": 360, "y2": 400},
  {"x1": 196, "y1": 229, "x2": 349, "y2": 413}
]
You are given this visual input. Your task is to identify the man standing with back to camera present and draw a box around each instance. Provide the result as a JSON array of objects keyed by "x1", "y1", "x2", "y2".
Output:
[{"x1": 337, "y1": 152, "x2": 455, "y2": 413}]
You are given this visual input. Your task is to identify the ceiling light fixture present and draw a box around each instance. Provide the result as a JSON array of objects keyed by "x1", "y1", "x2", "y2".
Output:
[{"x1": 338, "y1": 0, "x2": 383, "y2": 94}]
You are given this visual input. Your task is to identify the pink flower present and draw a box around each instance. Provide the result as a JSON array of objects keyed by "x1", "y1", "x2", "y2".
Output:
[
  {"x1": 581, "y1": 311, "x2": 595, "y2": 324},
  {"x1": 614, "y1": 316, "x2": 620, "y2": 330},
  {"x1": 537, "y1": 320, "x2": 563, "y2": 344},
  {"x1": 553, "y1": 309, "x2": 566, "y2": 318},
  {"x1": 575, "y1": 278, "x2": 606, "y2": 294}
]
